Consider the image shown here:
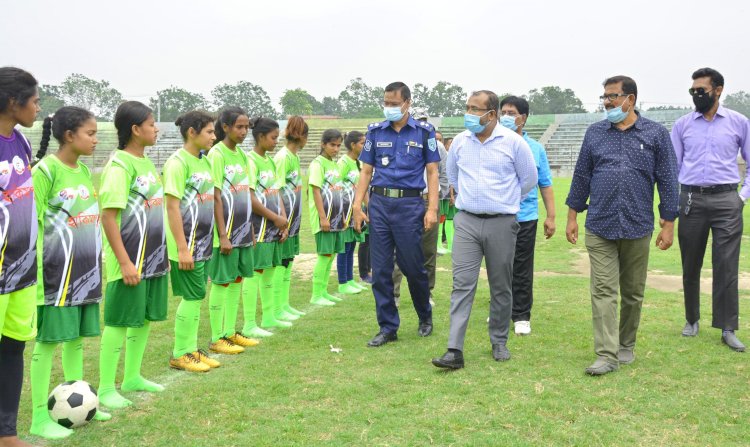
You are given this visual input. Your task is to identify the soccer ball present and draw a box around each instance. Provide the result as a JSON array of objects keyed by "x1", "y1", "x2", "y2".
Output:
[{"x1": 48, "y1": 380, "x2": 99, "y2": 428}]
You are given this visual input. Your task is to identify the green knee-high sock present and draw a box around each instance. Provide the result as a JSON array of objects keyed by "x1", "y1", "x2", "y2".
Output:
[
  {"x1": 445, "y1": 220, "x2": 455, "y2": 250},
  {"x1": 242, "y1": 275, "x2": 258, "y2": 332},
  {"x1": 30, "y1": 342, "x2": 72, "y2": 440},
  {"x1": 173, "y1": 299, "x2": 201, "y2": 358},
  {"x1": 310, "y1": 255, "x2": 327, "y2": 300},
  {"x1": 61, "y1": 337, "x2": 83, "y2": 380},
  {"x1": 273, "y1": 266, "x2": 298, "y2": 321},
  {"x1": 209, "y1": 283, "x2": 229, "y2": 343},
  {"x1": 62, "y1": 338, "x2": 111, "y2": 421},
  {"x1": 223, "y1": 282, "x2": 241, "y2": 337},
  {"x1": 283, "y1": 262, "x2": 305, "y2": 315},
  {"x1": 98, "y1": 326, "x2": 133, "y2": 409},
  {"x1": 121, "y1": 322, "x2": 163, "y2": 393},
  {"x1": 261, "y1": 268, "x2": 291, "y2": 328},
  {"x1": 323, "y1": 255, "x2": 342, "y2": 302}
]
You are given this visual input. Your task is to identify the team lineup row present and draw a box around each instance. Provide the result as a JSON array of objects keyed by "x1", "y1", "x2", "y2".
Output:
[{"x1": 1, "y1": 66, "x2": 412, "y2": 443}]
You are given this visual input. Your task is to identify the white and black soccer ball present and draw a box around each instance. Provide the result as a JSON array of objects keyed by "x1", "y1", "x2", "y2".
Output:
[{"x1": 48, "y1": 380, "x2": 99, "y2": 428}]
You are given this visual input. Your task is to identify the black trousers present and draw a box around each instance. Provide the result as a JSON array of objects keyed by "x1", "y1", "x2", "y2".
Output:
[
  {"x1": 678, "y1": 190, "x2": 743, "y2": 330},
  {"x1": 512, "y1": 219, "x2": 537, "y2": 322},
  {"x1": 0, "y1": 336, "x2": 25, "y2": 437},
  {"x1": 358, "y1": 233, "x2": 370, "y2": 278}
]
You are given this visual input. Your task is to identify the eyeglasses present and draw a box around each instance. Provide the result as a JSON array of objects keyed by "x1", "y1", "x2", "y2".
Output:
[
  {"x1": 465, "y1": 106, "x2": 490, "y2": 113},
  {"x1": 599, "y1": 93, "x2": 629, "y2": 102},
  {"x1": 688, "y1": 87, "x2": 713, "y2": 97}
]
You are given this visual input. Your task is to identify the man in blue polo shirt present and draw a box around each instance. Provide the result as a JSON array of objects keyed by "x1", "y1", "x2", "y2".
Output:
[
  {"x1": 499, "y1": 96, "x2": 556, "y2": 337},
  {"x1": 352, "y1": 82, "x2": 441, "y2": 347}
]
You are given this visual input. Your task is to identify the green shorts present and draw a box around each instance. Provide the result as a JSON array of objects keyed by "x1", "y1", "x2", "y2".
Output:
[
  {"x1": 169, "y1": 260, "x2": 208, "y2": 301},
  {"x1": 354, "y1": 230, "x2": 365, "y2": 243},
  {"x1": 341, "y1": 228, "x2": 356, "y2": 244},
  {"x1": 315, "y1": 231, "x2": 345, "y2": 255},
  {"x1": 439, "y1": 199, "x2": 450, "y2": 217},
  {"x1": 0, "y1": 285, "x2": 37, "y2": 341},
  {"x1": 104, "y1": 275, "x2": 169, "y2": 327},
  {"x1": 278, "y1": 235, "x2": 300, "y2": 260},
  {"x1": 208, "y1": 246, "x2": 254, "y2": 284},
  {"x1": 254, "y1": 242, "x2": 281, "y2": 270},
  {"x1": 36, "y1": 303, "x2": 100, "y2": 343},
  {"x1": 445, "y1": 203, "x2": 458, "y2": 220}
]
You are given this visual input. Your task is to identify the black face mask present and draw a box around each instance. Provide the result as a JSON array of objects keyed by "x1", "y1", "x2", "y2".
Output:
[{"x1": 693, "y1": 92, "x2": 716, "y2": 114}]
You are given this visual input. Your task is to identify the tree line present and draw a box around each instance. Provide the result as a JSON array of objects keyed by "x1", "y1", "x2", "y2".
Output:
[{"x1": 38, "y1": 73, "x2": 750, "y2": 121}]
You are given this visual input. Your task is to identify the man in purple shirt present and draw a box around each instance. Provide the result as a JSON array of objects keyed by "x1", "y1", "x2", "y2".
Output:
[{"x1": 671, "y1": 67, "x2": 750, "y2": 352}]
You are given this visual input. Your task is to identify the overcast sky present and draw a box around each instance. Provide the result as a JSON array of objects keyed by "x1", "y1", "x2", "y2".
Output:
[{"x1": 4, "y1": 0, "x2": 748, "y2": 112}]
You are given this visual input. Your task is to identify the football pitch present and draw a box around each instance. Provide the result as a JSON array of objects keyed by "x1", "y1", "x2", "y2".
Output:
[{"x1": 18, "y1": 178, "x2": 750, "y2": 446}]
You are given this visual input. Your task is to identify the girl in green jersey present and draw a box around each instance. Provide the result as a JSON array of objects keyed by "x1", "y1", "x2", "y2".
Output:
[
  {"x1": 272, "y1": 115, "x2": 308, "y2": 321},
  {"x1": 207, "y1": 107, "x2": 259, "y2": 353},
  {"x1": 97, "y1": 101, "x2": 170, "y2": 409},
  {"x1": 165, "y1": 111, "x2": 217, "y2": 373},
  {"x1": 30, "y1": 107, "x2": 108, "y2": 439},
  {"x1": 308, "y1": 129, "x2": 346, "y2": 306},
  {"x1": 245, "y1": 117, "x2": 289, "y2": 335},
  {"x1": 336, "y1": 131, "x2": 368, "y2": 295}
]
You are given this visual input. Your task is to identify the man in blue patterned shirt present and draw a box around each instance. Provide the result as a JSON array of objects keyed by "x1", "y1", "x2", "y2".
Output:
[{"x1": 565, "y1": 75, "x2": 679, "y2": 376}]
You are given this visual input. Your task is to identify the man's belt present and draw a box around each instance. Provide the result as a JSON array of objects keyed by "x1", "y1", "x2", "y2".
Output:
[
  {"x1": 371, "y1": 187, "x2": 422, "y2": 198},
  {"x1": 681, "y1": 183, "x2": 738, "y2": 194}
]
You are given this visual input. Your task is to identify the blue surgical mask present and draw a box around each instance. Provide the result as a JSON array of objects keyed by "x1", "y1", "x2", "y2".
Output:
[
  {"x1": 500, "y1": 115, "x2": 518, "y2": 131},
  {"x1": 604, "y1": 97, "x2": 632, "y2": 123},
  {"x1": 464, "y1": 111, "x2": 490, "y2": 134},
  {"x1": 383, "y1": 106, "x2": 404, "y2": 122}
]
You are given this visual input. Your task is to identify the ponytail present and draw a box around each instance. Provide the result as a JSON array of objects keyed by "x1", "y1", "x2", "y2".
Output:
[{"x1": 36, "y1": 115, "x2": 53, "y2": 161}]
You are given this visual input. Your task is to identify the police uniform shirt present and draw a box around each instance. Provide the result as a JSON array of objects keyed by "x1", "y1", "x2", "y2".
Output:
[{"x1": 359, "y1": 116, "x2": 441, "y2": 190}]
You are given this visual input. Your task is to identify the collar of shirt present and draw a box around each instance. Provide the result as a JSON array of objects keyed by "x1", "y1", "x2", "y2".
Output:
[
  {"x1": 379, "y1": 115, "x2": 418, "y2": 130},
  {"x1": 691, "y1": 104, "x2": 728, "y2": 121}
]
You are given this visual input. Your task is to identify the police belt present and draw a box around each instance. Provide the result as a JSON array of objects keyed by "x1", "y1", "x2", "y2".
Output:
[
  {"x1": 680, "y1": 183, "x2": 738, "y2": 194},
  {"x1": 371, "y1": 186, "x2": 422, "y2": 198}
]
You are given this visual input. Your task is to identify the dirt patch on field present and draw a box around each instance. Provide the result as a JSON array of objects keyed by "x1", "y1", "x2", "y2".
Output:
[{"x1": 537, "y1": 249, "x2": 750, "y2": 293}]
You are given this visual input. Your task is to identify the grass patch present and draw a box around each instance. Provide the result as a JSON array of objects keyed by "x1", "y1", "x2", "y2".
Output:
[{"x1": 16, "y1": 179, "x2": 750, "y2": 446}]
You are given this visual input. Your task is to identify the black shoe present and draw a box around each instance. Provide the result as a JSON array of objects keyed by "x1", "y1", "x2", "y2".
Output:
[
  {"x1": 492, "y1": 344, "x2": 511, "y2": 362},
  {"x1": 682, "y1": 321, "x2": 699, "y2": 337},
  {"x1": 367, "y1": 331, "x2": 398, "y2": 347},
  {"x1": 722, "y1": 330, "x2": 746, "y2": 352},
  {"x1": 418, "y1": 319, "x2": 433, "y2": 337},
  {"x1": 432, "y1": 350, "x2": 464, "y2": 369}
]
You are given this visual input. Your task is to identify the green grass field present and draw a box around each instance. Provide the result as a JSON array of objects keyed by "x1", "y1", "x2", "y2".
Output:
[{"x1": 16, "y1": 179, "x2": 750, "y2": 446}]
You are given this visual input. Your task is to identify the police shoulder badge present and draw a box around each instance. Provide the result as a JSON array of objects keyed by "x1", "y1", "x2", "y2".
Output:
[
  {"x1": 428, "y1": 137, "x2": 437, "y2": 152},
  {"x1": 364, "y1": 140, "x2": 372, "y2": 152}
]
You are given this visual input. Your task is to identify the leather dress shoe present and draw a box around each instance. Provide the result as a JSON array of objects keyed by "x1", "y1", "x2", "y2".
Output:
[
  {"x1": 682, "y1": 321, "x2": 699, "y2": 337},
  {"x1": 722, "y1": 330, "x2": 746, "y2": 352},
  {"x1": 367, "y1": 331, "x2": 397, "y2": 347},
  {"x1": 585, "y1": 357, "x2": 619, "y2": 376},
  {"x1": 617, "y1": 348, "x2": 635, "y2": 365},
  {"x1": 492, "y1": 344, "x2": 511, "y2": 362},
  {"x1": 418, "y1": 319, "x2": 433, "y2": 337},
  {"x1": 432, "y1": 350, "x2": 464, "y2": 369}
]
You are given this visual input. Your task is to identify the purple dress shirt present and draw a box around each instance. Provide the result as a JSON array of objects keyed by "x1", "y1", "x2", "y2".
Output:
[{"x1": 670, "y1": 105, "x2": 750, "y2": 199}]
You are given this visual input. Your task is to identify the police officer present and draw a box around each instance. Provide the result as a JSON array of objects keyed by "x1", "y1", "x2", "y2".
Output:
[{"x1": 352, "y1": 82, "x2": 441, "y2": 347}]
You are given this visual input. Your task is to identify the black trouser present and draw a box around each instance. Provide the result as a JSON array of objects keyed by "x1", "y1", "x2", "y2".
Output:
[
  {"x1": 678, "y1": 189, "x2": 743, "y2": 330},
  {"x1": 512, "y1": 220, "x2": 537, "y2": 322},
  {"x1": 0, "y1": 336, "x2": 25, "y2": 437},
  {"x1": 358, "y1": 234, "x2": 371, "y2": 278}
]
